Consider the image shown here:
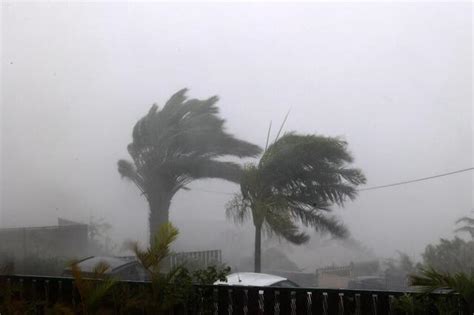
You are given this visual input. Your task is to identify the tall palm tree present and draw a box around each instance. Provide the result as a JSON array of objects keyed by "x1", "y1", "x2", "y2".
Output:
[
  {"x1": 226, "y1": 133, "x2": 366, "y2": 272},
  {"x1": 118, "y1": 89, "x2": 261, "y2": 245}
]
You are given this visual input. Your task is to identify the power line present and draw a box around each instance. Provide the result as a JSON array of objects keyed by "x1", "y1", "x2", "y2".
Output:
[
  {"x1": 358, "y1": 167, "x2": 474, "y2": 191},
  {"x1": 191, "y1": 167, "x2": 474, "y2": 195}
]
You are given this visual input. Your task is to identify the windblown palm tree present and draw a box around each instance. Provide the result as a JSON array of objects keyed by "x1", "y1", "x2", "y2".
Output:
[
  {"x1": 226, "y1": 133, "x2": 366, "y2": 272},
  {"x1": 118, "y1": 89, "x2": 261, "y2": 244},
  {"x1": 455, "y1": 212, "x2": 474, "y2": 239},
  {"x1": 410, "y1": 266, "x2": 474, "y2": 313}
]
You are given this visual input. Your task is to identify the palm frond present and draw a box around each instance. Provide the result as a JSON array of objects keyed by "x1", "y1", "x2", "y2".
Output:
[
  {"x1": 456, "y1": 216, "x2": 474, "y2": 226},
  {"x1": 290, "y1": 207, "x2": 349, "y2": 238},
  {"x1": 225, "y1": 194, "x2": 251, "y2": 224},
  {"x1": 92, "y1": 261, "x2": 111, "y2": 279},
  {"x1": 264, "y1": 209, "x2": 309, "y2": 244},
  {"x1": 131, "y1": 222, "x2": 178, "y2": 274},
  {"x1": 119, "y1": 89, "x2": 262, "y2": 234},
  {"x1": 117, "y1": 159, "x2": 137, "y2": 180},
  {"x1": 166, "y1": 159, "x2": 244, "y2": 184},
  {"x1": 410, "y1": 266, "x2": 474, "y2": 310},
  {"x1": 455, "y1": 226, "x2": 474, "y2": 238},
  {"x1": 455, "y1": 216, "x2": 474, "y2": 239},
  {"x1": 226, "y1": 132, "x2": 363, "y2": 273},
  {"x1": 84, "y1": 277, "x2": 118, "y2": 311},
  {"x1": 258, "y1": 133, "x2": 365, "y2": 207},
  {"x1": 117, "y1": 159, "x2": 146, "y2": 195}
]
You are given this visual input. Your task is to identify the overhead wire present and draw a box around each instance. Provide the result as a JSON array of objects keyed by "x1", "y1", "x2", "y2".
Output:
[
  {"x1": 358, "y1": 167, "x2": 473, "y2": 192},
  {"x1": 190, "y1": 167, "x2": 474, "y2": 195}
]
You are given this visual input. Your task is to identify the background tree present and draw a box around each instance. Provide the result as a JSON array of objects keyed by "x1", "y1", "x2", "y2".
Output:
[
  {"x1": 421, "y1": 237, "x2": 474, "y2": 274},
  {"x1": 384, "y1": 252, "x2": 419, "y2": 290},
  {"x1": 455, "y1": 211, "x2": 474, "y2": 239},
  {"x1": 226, "y1": 133, "x2": 366, "y2": 272},
  {"x1": 118, "y1": 89, "x2": 261, "y2": 244}
]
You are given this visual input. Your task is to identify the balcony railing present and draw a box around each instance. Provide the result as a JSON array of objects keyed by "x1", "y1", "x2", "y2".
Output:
[{"x1": 0, "y1": 274, "x2": 469, "y2": 314}]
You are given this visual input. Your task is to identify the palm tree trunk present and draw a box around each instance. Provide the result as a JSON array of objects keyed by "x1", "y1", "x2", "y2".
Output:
[
  {"x1": 254, "y1": 223, "x2": 262, "y2": 273},
  {"x1": 148, "y1": 193, "x2": 171, "y2": 246}
]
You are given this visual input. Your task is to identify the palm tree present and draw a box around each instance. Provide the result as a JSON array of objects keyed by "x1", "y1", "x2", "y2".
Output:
[
  {"x1": 226, "y1": 133, "x2": 366, "y2": 272},
  {"x1": 410, "y1": 266, "x2": 474, "y2": 313},
  {"x1": 118, "y1": 89, "x2": 261, "y2": 245},
  {"x1": 455, "y1": 212, "x2": 474, "y2": 239}
]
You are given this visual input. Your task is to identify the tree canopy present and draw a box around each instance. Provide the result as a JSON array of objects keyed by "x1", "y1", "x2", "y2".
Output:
[
  {"x1": 119, "y1": 89, "x2": 261, "y2": 244},
  {"x1": 227, "y1": 132, "x2": 366, "y2": 271}
]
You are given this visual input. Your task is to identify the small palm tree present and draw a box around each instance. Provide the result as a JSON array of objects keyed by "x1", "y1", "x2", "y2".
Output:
[
  {"x1": 127, "y1": 222, "x2": 190, "y2": 313},
  {"x1": 118, "y1": 89, "x2": 261, "y2": 245},
  {"x1": 64, "y1": 261, "x2": 118, "y2": 314},
  {"x1": 129, "y1": 222, "x2": 179, "y2": 277},
  {"x1": 410, "y1": 266, "x2": 474, "y2": 313},
  {"x1": 226, "y1": 132, "x2": 366, "y2": 272}
]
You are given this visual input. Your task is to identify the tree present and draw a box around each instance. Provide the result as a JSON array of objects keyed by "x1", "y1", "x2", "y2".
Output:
[
  {"x1": 384, "y1": 252, "x2": 419, "y2": 290},
  {"x1": 421, "y1": 237, "x2": 474, "y2": 274},
  {"x1": 410, "y1": 266, "x2": 474, "y2": 313},
  {"x1": 226, "y1": 133, "x2": 366, "y2": 272},
  {"x1": 118, "y1": 89, "x2": 261, "y2": 244},
  {"x1": 455, "y1": 212, "x2": 474, "y2": 239},
  {"x1": 127, "y1": 222, "x2": 230, "y2": 314},
  {"x1": 67, "y1": 261, "x2": 118, "y2": 314}
]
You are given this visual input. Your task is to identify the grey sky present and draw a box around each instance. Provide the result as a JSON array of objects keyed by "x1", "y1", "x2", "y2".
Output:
[{"x1": 1, "y1": 2, "x2": 472, "y2": 266}]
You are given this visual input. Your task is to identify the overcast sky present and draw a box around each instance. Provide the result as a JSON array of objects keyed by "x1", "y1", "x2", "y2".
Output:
[{"x1": 1, "y1": 2, "x2": 472, "y2": 266}]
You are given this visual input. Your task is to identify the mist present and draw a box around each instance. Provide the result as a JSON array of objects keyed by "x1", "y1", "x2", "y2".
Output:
[{"x1": 1, "y1": 1, "x2": 472, "y2": 274}]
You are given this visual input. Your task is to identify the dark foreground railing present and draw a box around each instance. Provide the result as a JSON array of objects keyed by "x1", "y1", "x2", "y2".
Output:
[{"x1": 0, "y1": 275, "x2": 469, "y2": 314}]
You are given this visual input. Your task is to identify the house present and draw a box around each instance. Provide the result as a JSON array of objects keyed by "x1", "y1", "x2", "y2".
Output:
[
  {"x1": 62, "y1": 256, "x2": 148, "y2": 281},
  {"x1": 315, "y1": 260, "x2": 380, "y2": 288},
  {"x1": 0, "y1": 218, "x2": 89, "y2": 261}
]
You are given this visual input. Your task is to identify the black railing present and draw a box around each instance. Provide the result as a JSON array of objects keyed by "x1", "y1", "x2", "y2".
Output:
[{"x1": 0, "y1": 275, "x2": 469, "y2": 314}]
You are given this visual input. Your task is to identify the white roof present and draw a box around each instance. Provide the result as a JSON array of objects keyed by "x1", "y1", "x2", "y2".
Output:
[{"x1": 214, "y1": 272, "x2": 287, "y2": 286}]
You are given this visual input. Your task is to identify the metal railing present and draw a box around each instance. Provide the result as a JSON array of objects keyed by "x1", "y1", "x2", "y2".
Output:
[{"x1": 0, "y1": 274, "x2": 469, "y2": 314}]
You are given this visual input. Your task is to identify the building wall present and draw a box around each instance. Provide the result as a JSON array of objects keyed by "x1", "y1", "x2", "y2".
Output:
[
  {"x1": 316, "y1": 273, "x2": 350, "y2": 289},
  {"x1": 170, "y1": 250, "x2": 222, "y2": 269},
  {"x1": 0, "y1": 224, "x2": 89, "y2": 260}
]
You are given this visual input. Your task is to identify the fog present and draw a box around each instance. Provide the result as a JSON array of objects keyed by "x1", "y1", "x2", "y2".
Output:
[{"x1": 1, "y1": 2, "x2": 472, "y2": 271}]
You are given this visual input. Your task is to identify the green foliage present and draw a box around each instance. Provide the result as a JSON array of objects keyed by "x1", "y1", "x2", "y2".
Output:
[
  {"x1": 0, "y1": 223, "x2": 231, "y2": 314},
  {"x1": 392, "y1": 293, "x2": 461, "y2": 315},
  {"x1": 126, "y1": 222, "x2": 230, "y2": 313},
  {"x1": 410, "y1": 266, "x2": 474, "y2": 312},
  {"x1": 67, "y1": 261, "x2": 118, "y2": 314},
  {"x1": 227, "y1": 132, "x2": 366, "y2": 271},
  {"x1": 0, "y1": 253, "x2": 68, "y2": 276},
  {"x1": 392, "y1": 294, "x2": 429, "y2": 315},
  {"x1": 125, "y1": 223, "x2": 185, "y2": 313},
  {"x1": 0, "y1": 277, "x2": 31, "y2": 314},
  {"x1": 421, "y1": 237, "x2": 474, "y2": 274},
  {"x1": 191, "y1": 265, "x2": 230, "y2": 285},
  {"x1": 118, "y1": 89, "x2": 261, "y2": 244},
  {"x1": 129, "y1": 222, "x2": 179, "y2": 275}
]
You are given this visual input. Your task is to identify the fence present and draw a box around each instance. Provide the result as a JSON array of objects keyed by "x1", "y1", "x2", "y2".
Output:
[
  {"x1": 170, "y1": 250, "x2": 222, "y2": 269},
  {"x1": 0, "y1": 275, "x2": 469, "y2": 314}
]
